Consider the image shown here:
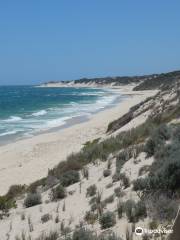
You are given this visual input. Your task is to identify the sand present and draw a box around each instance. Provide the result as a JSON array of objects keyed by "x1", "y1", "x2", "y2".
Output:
[{"x1": 0, "y1": 86, "x2": 156, "y2": 195}]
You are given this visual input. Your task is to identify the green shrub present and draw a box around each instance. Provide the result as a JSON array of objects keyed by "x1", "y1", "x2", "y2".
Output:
[
  {"x1": 103, "y1": 169, "x2": 111, "y2": 177},
  {"x1": 84, "y1": 211, "x2": 98, "y2": 225},
  {"x1": 135, "y1": 136, "x2": 180, "y2": 193},
  {"x1": 112, "y1": 173, "x2": 120, "y2": 183},
  {"x1": 149, "y1": 220, "x2": 158, "y2": 230},
  {"x1": 60, "y1": 170, "x2": 80, "y2": 187},
  {"x1": 124, "y1": 199, "x2": 136, "y2": 222},
  {"x1": 173, "y1": 125, "x2": 180, "y2": 142},
  {"x1": 46, "y1": 175, "x2": 59, "y2": 188},
  {"x1": 103, "y1": 194, "x2": 114, "y2": 205},
  {"x1": 106, "y1": 183, "x2": 113, "y2": 189},
  {"x1": 72, "y1": 227, "x2": 95, "y2": 240},
  {"x1": 124, "y1": 199, "x2": 147, "y2": 222},
  {"x1": 100, "y1": 211, "x2": 116, "y2": 229},
  {"x1": 116, "y1": 150, "x2": 131, "y2": 173},
  {"x1": 144, "y1": 124, "x2": 171, "y2": 157},
  {"x1": 86, "y1": 184, "x2": 97, "y2": 197},
  {"x1": 50, "y1": 185, "x2": 66, "y2": 201},
  {"x1": 119, "y1": 173, "x2": 130, "y2": 188},
  {"x1": 90, "y1": 203, "x2": 97, "y2": 212},
  {"x1": 114, "y1": 187, "x2": 125, "y2": 198},
  {"x1": 6, "y1": 185, "x2": 26, "y2": 199},
  {"x1": 82, "y1": 167, "x2": 89, "y2": 180},
  {"x1": 36, "y1": 230, "x2": 59, "y2": 240},
  {"x1": 0, "y1": 196, "x2": 16, "y2": 212},
  {"x1": 138, "y1": 165, "x2": 150, "y2": 176},
  {"x1": 99, "y1": 232, "x2": 122, "y2": 240},
  {"x1": 41, "y1": 213, "x2": 51, "y2": 223},
  {"x1": 149, "y1": 194, "x2": 178, "y2": 222},
  {"x1": 144, "y1": 137, "x2": 157, "y2": 157},
  {"x1": 117, "y1": 200, "x2": 124, "y2": 219},
  {"x1": 134, "y1": 200, "x2": 147, "y2": 219},
  {"x1": 89, "y1": 196, "x2": 96, "y2": 206},
  {"x1": 155, "y1": 124, "x2": 171, "y2": 141},
  {"x1": 28, "y1": 178, "x2": 46, "y2": 193},
  {"x1": 133, "y1": 178, "x2": 149, "y2": 192},
  {"x1": 24, "y1": 192, "x2": 41, "y2": 208}
]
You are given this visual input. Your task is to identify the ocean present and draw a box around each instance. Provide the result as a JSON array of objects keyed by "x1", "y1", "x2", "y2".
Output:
[{"x1": 0, "y1": 86, "x2": 122, "y2": 143}]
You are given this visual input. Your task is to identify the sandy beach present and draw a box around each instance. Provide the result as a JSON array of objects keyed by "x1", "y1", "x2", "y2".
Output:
[{"x1": 0, "y1": 86, "x2": 156, "y2": 195}]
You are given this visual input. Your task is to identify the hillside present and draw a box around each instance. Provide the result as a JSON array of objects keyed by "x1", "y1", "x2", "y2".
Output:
[
  {"x1": 1, "y1": 72, "x2": 180, "y2": 240},
  {"x1": 133, "y1": 70, "x2": 180, "y2": 91},
  {"x1": 39, "y1": 70, "x2": 180, "y2": 90}
]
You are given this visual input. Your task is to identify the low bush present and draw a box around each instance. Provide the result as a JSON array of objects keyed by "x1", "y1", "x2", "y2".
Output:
[
  {"x1": 138, "y1": 165, "x2": 150, "y2": 176},
  {"x1": 103, "y1": 194, "x2": 114, "y2": 205},
  {"x1": 84, "y1": 211, "x2": 98, "y2": 225},
  {"x1": 60, "y1": 170, "x2": 80, "y2": 187},
  {"x1": 144, "y1": 124, "x2": 171, "y2": 157},
  {"x1": 113, "y1": 173, "x2": 130, "y2": 188},
  {"x1": 46, "y1": 175, "x2": 59, "y2": 188},
  {"x1": 112, "y1": 173, "x2": 120, "y2": 183},
  {"x1": 72, "y1": 227, "x2": 95, "y2": 240},
  {"x1": 50, "y1": 185, "x2": 66, "y2": 201},
  {"x1": 147, "y1": 193, "x2": 178, "y2": 222},
  {"x1": 134, "y1": 200, "x2": 147, "y2": 220},
  {"x1": 117, "y1": 200, "x2": 124, "y2": 219},
  {"x1": 106, "y1": 183, "x2": 113, "y2": 189},
  {"x1": 144, "y1": 138, "x2": 157, "y2": 157},
  {"x1": 173, "y1": 125, "x2": 180, "y2": 142},
  {"x1": 119, "y1": 173, "x2": 130, "y2": 188},
  {"x1": 114, "y1": 187, "x2": 124, "y2": 198},
  {"x1": 27, "y1": 178, "x2": 46, "y2": 193},
  {"x1": 116, "y1": 150, "x2": 131, "y2": 173},
  {"x1": 36, "y1": 230, "x2": 59, "y2": 240},
  {"x1": 124, "y1": 199, "x2": 147, "y2": 222},
  {"x1": 24, "y1": 192, "x2": 42, "y2": 208},
  {"x1": 6, "y1": 185, "x2": 26, "y2": 199},
  {"x1": 89, "y1": 196, "x2": 96, "y2": 206},
  {"x1": 124, "y1": 199, "x2": 136, "y2": 222},
  {"x1": 133, "y1": 178, "x2": 149, "y2": 192},
  {"x1": 134, "y1": 131, "x2": 180, "y2": 194},
  {"x1": 41, "y1": 213, "x2": 51, "y2": 223},
  {"x1": 100, "y1": 211, "x2": 116, "y2": 229},
  {"x1": 86, "y1": 184, "x2": 97, "y2": 197},
  {"x1": 149, "y1": 220, "x2": 158, "y2": 230},
  {"x1": 99, "y1": 232, "x2": 122, "y2": 240},
  {"x1": 82, "y1": 167, "x2": 89, "y2": 180},
  {"x1": 103, "y1": 169, "x2": 111, "y2": 177},
  {"x1": 0, "y1": 196, "x2": 16, "y2": 212}
]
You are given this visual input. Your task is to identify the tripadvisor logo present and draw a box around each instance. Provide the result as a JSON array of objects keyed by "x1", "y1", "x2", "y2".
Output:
[
  {"x1": 135, "y1": 226, "x2": 173, "y2": 236},
  {"x1": 135, "y1": 227, "x2": 144, "y2": 236}
]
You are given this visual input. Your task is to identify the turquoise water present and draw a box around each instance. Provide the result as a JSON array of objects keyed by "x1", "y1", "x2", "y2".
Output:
[{"x1": 0, "y1": 86, "x2": 120, "y2": 141}]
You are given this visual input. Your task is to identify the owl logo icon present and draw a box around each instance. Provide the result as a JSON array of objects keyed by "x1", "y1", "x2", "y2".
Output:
[{"x1": 135, "y1": 227, "x2": 144, "y2": 236}]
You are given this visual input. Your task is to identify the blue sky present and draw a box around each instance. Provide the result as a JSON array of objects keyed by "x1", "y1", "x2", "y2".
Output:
[{"x1": 0, "y1": 1, "x2": 180, "y2": 85}]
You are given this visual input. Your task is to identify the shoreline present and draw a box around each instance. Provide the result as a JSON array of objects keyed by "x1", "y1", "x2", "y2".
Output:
[
  {"x1": 0, "y1": 86, "x2": 122, "y2": 147},
  {"x1": 0, "y1": 87, "x2": 156, "y2": 195}
]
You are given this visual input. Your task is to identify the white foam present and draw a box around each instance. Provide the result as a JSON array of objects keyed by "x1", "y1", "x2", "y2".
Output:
[
  {"x1": 0, "y1": 130, "x2": 18, "y2": 136},
  {"x1": 31, "y1": 110, "x2": 47, "y2": 117},
  {"x1": 0, "y1": 89, "x2": 120, "y2": 139},
  {"x1": 45, "y1": 116, "x2": 70, "y2": 128},
  {"x1": 3, "y1": 116, "x2": 22, "y2": 123}
]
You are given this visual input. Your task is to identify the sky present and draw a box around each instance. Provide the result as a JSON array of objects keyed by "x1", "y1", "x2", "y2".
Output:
[{"x1": 0, "y1": 1, "x2": 180, "y2": 85}]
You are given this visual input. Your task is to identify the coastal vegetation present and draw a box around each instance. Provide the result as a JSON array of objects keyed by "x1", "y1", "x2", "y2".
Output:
[{"x1": 1, "y1": 69, "x2": 180, "y2": 239}]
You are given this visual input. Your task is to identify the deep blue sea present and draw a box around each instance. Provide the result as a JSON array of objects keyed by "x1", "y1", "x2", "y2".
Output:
[{"x1": 0, "y1": 86, "x2": 121, "y2": 142}]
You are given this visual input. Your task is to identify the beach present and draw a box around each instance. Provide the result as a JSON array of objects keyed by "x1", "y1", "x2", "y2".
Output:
[{"x1": 0, "y1": 86, "x2": 156, "y2": 195}]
